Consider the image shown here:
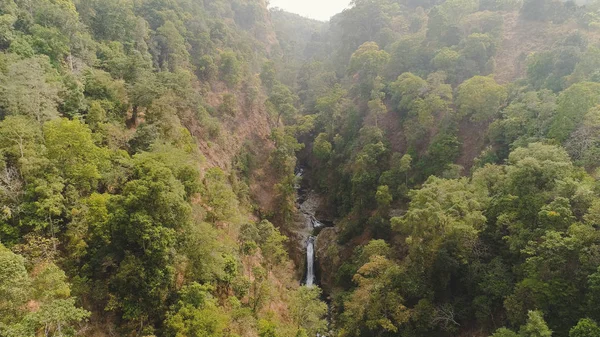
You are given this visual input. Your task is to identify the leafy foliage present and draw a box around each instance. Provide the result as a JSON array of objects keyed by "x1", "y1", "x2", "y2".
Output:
[
  {"x1": 0, "y1": 0, "x2": 325, "y2": 335},
  {"x1": 4, "y1": 0, "x2": 600, "y2": 336}
]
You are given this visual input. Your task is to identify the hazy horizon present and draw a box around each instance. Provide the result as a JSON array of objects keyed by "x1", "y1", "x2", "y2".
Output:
[{"x1": 268, "y1": 0, "x2": 351, "y2": 21}]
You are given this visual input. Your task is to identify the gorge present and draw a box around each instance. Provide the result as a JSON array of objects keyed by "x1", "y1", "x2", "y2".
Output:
[{"x1": 2, "y1": 0, "x2": 600, "y2": 336}]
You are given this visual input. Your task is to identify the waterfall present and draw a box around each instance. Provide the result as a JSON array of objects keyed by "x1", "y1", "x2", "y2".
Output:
[
  {"x1": 295, "y1": 168, "x2": 304, "y2": 191},
  {"x1": 311, "y1": 216, "x2": 324, "y2": 229},
  {"x1": 306, "y1": 236, "x2": 315, "y2": 287},
  {"x1": 296, "y1": 167, "x2": 318, "y2": 287},
  {"x1": 295, "y1": 167, "x2": 332, "y2": 334}
]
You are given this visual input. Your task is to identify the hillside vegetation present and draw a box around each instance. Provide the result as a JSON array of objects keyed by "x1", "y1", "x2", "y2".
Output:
[
  {"x1": 270, "y1": 0, "x2": 600, "y2": 336},
  {"x1": 0, "y1": 0, "x2": 327, "y2": 336},
  {"x1": 3, "y1": 0, "x2": 600, "y2": 336}
]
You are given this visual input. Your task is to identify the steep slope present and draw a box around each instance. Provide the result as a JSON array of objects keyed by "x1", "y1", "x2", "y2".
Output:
[
  {"x1": 273, "y1": 0, "x2": 600, "y2": 336},
  {"x1": 0, "y1": 1, "x2": 329, "y2": 336},
  {"x1": 495, "y1": 12, "x2": 600, "y2": 83}
]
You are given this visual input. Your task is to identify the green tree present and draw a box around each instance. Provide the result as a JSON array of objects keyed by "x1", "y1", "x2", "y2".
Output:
[
  {"x1": 340, "y1": 255, "x2": 409, "y2": 336},
  {"x1": 391, "y1": 175, "x2": 487, "y2": 298},
  {"x1": 258, "y1": 319, "x2": 278, "y2": 337},
  {"x1": 568, "y1": 47, "x2": 600, "y2": 85},
  {"x1": 269, "y1": 127, "x2": 303, "y2": 224},
  {"x1": 164, "y1": 283, "x2": 228, "y2": 337},
  {"x1": 44, "y1": 118, "x2": 108, "y2": 193},
  {"x1": 0, "y1": 244, "x2": 29, "y2": 323},
  {"x1": 432, "y1": 48, "x2": 460, "y2": 82},
  {"x1": 128, "y1": 71, "x2": 162, "y2": 126},
  {"x1": 267, "y1": 83, "x2": 298, "y2": 124},
  {"x1": 586, "y1": 267, "x2": 600, "y2": 323},
  {"x1": 439, "y1": 0, "x2": 479, "y2": 26},
  {"x1": 93, "y1": 154, "x2": 193, "y2": 325},
  {"x1": 390, "y1": 72, "x2": 428, "y2": 113},
  {"x1": 491, "y1": 328, "x2": 519, "y2": 337},
  {"x1": 456, "y1": 76, "x2": 507, "y2": 122},
  {"x1": 30, "y1": 25, "x2": 71, "y2": 65},
  {"x1": 256, "y1": 220, "x2": 288, "y2": 267},
  {"x1": 27, "y1": 297, "x2": 91, "y2": 337},
  {"x1": 78, "y1": 0, "x2": 139, "y2": 42},
  {"x1": 315, "y1": 84, "x2": 347, "y2": 134},
  {"x1": 260, "y1": 60, "x2": 276, "y2": 90},
  {"x1": 519, "y1": 311, "x2": 552, "y2": 337},
  {"x1": 570, "y1": 319, "x2": 600, "y2": 337},
  {"x1": 548, "y1": 82, "x2": 600, "y2": 142},
  {"x1": 350, "y1": 127, "x2": 388, "y2": 210},
  {"x1": 0, "y1": 115, "x2": 42, "y2": 160},
  {"x1": 375, "y1": 185, "x2": 392, "y2": 208},
  {"x1": 348, "y1": 42, "x2": 390, "y2": 98},
  {"x1": 491, "y1": 143, "x2": 577, "y2": 255},
  {"x1": 0, "y1": 245, "x2": 90, "y2": 336},
  {"x1": 196, "y1": 55, "x2": 218, "y2": 82},
  {"x1": 461, "y1": 33, "x2": 496, "y2": 74},
  {"x1": 527, "y1": 52, "x2": 555, "y2": 89},
  {"x1": 155, "y1": 20, "x2": 190, "y2": 71},
  {"x1": 0, "y1": 56, "x2": 62, "y2": 122},
  {"x1": 203, "y1": 167, "x2": 239, "y2": 222},
  {"x1": 83, "y1": 69, "x2": 128, "y2": 121},
  {"x1": 399, "y1": 154, "x2": 412, "y2": 186},
  {"x1": 368, "y1": 94, "x2": 386, "y2": 128},
  {"x1": 313, "y1": 133, "x2": 332, "y2": 162},
  {"x1": 219, "y1": 50, "x2": 242, "y2": 88},
  {"x1": 566, "y1": 104, "x2": 600, "y2": 169},
  {"x1": 488, "y1": 90, "x2": 557, "y2": 152},
  {"x1": 290, "y1": 286, "x2": 328, "y2": 335}
]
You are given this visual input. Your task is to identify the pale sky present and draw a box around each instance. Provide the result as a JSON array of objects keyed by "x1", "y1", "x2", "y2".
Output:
[{"x1": 268, "y1": 0, "x2": 351, "y2": 21}]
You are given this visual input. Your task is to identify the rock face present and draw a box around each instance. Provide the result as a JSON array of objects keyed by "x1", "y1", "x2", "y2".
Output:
[
  {"x1": 287, "y1": 184, "x2": 344, "y2": 286},
  {"x1": 315, "y1": 226, "x2": 341, "y2": 292},
  {"x1": 287, "y1": 181, "x2": 323, "y2": 278}
]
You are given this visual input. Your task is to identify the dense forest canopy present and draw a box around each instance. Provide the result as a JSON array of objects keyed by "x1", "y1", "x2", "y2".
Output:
[
  {"x1": 269, "y1": 0, "x2": 600, "y2": 336},
  {"x1": 1, "y1": 0, "x2": 600, "y2": 336},
  {"x1": 0, "y1": 0, "x2": 325, "y2": 336}
]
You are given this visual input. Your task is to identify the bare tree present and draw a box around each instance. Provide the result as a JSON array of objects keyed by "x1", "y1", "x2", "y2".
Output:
[
  {"x1": 0, "y1": 166, "x2": 23, "y2": 216},
  {"x1": 431, "y1": 304, "x2": 460, "y2": 330},
  {"x1": 566, "y1": 108, "x2": 600, "y2": 163},
  {"x1": 472, "y1": 238, "x2": 490, "y2": 259},
  {"x1": 566, "y1": 125, "x2": 596, "y2": 160}
]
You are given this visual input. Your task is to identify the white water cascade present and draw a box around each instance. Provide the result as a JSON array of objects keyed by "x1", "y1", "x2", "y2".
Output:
[
  {"x1": 296, "y1": 168, "x2": 322, "y2": 287},
  {"x1": 306, "y1": 236, "x2": 316, "y2": 287},
  {"x1": 295, "y1": 167, "x2": 332, "y2": 335}
]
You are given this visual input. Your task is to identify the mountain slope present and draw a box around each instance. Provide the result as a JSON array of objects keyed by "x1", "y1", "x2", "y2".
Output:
[
  {"x1": 0, "y1": 1, "x2": 328, "y2": 336},
  {"x1": 272, "y1": 0, "x2": 600, "y2": 336}
]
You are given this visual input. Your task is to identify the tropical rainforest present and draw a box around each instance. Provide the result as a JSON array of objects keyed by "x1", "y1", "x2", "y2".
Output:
[{"x1": 1, "y1": 0, "x2": 600, "y2": 336}]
